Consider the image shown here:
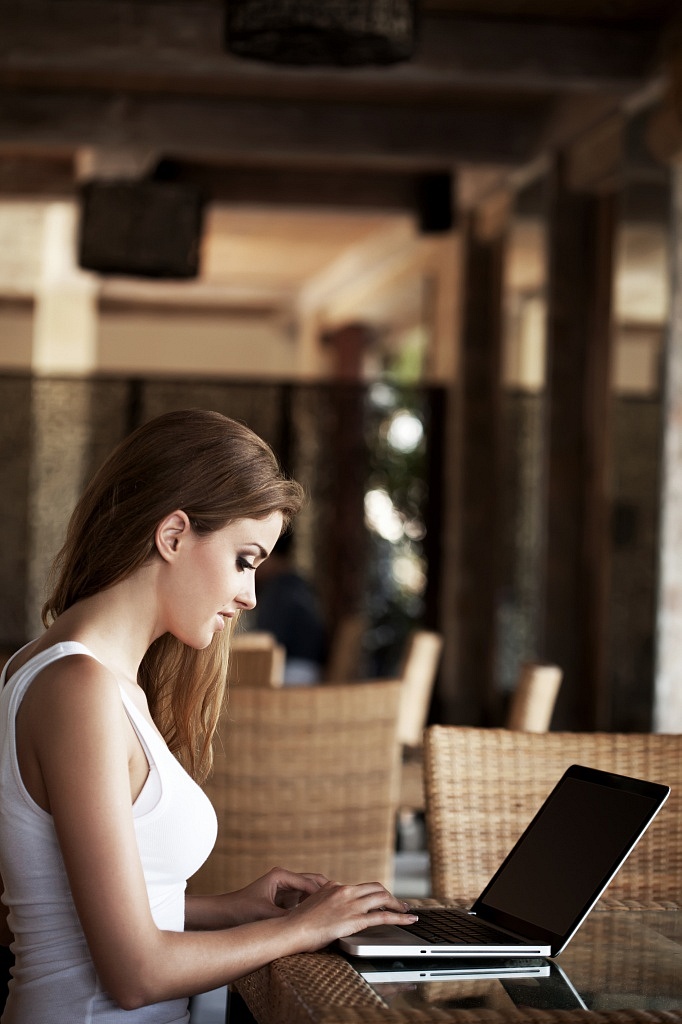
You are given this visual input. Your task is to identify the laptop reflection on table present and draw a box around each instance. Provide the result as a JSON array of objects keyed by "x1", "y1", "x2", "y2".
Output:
[{"x1": 347, "y1": 956, "x2": 587, "y2": 1013}]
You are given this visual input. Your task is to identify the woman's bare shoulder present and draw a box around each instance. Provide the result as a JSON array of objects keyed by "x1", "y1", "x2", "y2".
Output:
[{"x1": 18, "y1": 650, "x2": 122, "y2": 725}]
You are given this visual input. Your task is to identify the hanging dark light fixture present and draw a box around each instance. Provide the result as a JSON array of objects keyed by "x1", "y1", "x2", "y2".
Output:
[{"x1": 224, "y1": 0, "x2": 418, "y2": 67}]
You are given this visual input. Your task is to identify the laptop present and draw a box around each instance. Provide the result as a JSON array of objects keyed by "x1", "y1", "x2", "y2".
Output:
[{"x1": 339, "y1": 763, "x2": 669, "y2": 958}]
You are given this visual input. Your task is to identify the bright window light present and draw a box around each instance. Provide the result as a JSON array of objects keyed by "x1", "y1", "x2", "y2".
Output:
[
  {"x1": 386, "y1": 410, "x2": 424, "y2": 453},
  {"x1": 364, "y1": 487, "x2": 404, "y2": 542}
]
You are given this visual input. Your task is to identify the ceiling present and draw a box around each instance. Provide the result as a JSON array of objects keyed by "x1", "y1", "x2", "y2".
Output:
[
  {"x1": 2, "y1": 0, "x2": 678, "y2": 187},
  {"x1": 0, "y1": 0, "x2": 679, "y2": 335}
]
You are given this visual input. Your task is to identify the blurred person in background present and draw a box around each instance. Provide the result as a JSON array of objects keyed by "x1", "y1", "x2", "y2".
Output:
[{"x1": 253, "y1": 531, "x2": 328, "y2": 684}]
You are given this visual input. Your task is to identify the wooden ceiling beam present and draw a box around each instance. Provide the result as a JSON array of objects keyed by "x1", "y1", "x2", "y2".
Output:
[
  {"x1": 0, "y1": 90, "x2": 553, "y2": 168},
  {"x1": 0, "y1": 152, "x2": 428, "y2": 209},
  {"x1": 0, "y1": 3, "x2": 663, "y2": 100}
]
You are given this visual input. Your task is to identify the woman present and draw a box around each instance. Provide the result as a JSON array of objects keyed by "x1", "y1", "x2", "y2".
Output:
[{"x1": 0, "y1": 409, "x2": 416, "y2": 1023}]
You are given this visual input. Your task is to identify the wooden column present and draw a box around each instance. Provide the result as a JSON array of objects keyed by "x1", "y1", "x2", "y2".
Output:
[
  {"x1": 323, "y1": 324, "x2": 372, "y2": 631},
  {"x1": 541, "y1": 153, "x2": 616, "y2": 729},
  {"x1": 452, "y1": 205, "x2": 506, "y2": 724}
]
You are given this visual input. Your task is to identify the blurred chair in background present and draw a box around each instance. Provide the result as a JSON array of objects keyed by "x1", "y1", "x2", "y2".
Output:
[
  {"x1": 397, "y1": 630, "x2": 444, "y2": 750},
  {"x1": 228, "y1": 632, "x2": 285, "y2": 688},
  {"x1": 506, "y1": 662, "x2": 563, "y2": 732},
  {"x1": 188, "y1": 680, "x2": 403, "y2": 895},
  {"x1": 423, "y1": 725, "x2": 682, "y2": 904},
  {"x1": 394, "y1": 630, "x2": 443, "y2": 851}
]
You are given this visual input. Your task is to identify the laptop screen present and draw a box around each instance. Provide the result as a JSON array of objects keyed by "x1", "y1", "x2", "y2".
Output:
[{"x1": 473, "y1": 764, "x2": 669, "y2": 948}]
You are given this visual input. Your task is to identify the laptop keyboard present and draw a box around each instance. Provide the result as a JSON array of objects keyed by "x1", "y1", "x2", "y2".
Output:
[{"x1": 402, "y1": 908, "x2": 527, "y2": 946}]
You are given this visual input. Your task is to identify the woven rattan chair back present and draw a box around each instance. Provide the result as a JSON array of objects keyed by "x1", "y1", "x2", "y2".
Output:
[
  {"x1": 424, "y1": 726, "x2": 682, "y2": 905},
  {"x1": 227, "y1": 632, "x2": 285, "y2": 687},
  {"x1": 397, "y1": 630, "x2": 443, "y2": 749},
  {"x1": 188, "y1": 680, "x2": 403, "y2": 895},
  {"x1": 506, "y1": 662, "x2": 563, "y2": 732}
]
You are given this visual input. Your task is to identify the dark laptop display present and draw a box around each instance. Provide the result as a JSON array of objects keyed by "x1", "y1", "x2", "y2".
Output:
[{"x1": 339, "y1": 764, "x2": 669, "y2": 958}]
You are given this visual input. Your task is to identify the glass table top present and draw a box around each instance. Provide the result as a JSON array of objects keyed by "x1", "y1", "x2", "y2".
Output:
[{"x1": 344, "y1": 910, "x2": 682, "y2": 1015}]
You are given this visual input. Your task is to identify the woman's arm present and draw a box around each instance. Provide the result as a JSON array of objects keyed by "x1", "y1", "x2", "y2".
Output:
[
  {"x1": 22, "y1": 657, "x2": 415, "y2": 1011},
  {"x1": 185, "y1": 868, "x2": 332, "y2": 930}
]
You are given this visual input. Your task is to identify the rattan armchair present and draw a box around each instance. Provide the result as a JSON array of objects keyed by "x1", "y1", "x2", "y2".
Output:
[
  {"x1": 395, "y1": 631, "x2": 443, "y2": 815},
  {"x1": 228, "y1": 631, "x2": 285, "y2": 687},
  {"x1": 397, "y1": 631, "x2": 443, "y2": 750},
  {"x1": 423, "y1": 726, "x2": 682, "y2": 904},
  {"x1": 505, "y1": 662, "x2": 563, "y2": 732},
  {"x1": 188, "y1": 680, "x2": 403, "y2": 895}
]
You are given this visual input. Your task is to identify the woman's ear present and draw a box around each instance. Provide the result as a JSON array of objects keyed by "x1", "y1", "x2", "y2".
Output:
[{"x1": 155, "y1": 510, "x2": 192, "y2": 563}]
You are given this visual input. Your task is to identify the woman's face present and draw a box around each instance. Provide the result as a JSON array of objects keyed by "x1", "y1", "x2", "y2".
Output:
[{"x1": 159, "y1": 511, "x2": 283, "y2": 649}]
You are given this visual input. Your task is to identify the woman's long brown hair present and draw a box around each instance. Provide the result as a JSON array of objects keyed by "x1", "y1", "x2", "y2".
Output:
[{"x1": 42, "y1": 409, "x2": 305, "y2": 782}]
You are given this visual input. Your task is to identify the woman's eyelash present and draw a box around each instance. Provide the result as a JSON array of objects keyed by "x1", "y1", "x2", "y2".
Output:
[{"x1": 237, "y1": 556, "x2": 256, "y2": 572}]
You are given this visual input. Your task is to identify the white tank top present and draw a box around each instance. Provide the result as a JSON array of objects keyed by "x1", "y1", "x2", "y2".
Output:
[{"x1": 0, "y1": 642, "x2": 218, "y2": 1024}]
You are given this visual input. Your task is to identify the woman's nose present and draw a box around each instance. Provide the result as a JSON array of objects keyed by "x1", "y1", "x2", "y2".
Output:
[{"x1": 236, "y1": 573, "x2": 257, "y2": 611}]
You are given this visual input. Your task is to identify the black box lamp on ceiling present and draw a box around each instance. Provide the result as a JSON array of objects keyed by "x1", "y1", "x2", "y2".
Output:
[
  {"x1": 224, "y1": 0, "x2": 418, "y2": 66},
  {"x1": 77, "y1": 179, "x2": 205, "y2": 279}
]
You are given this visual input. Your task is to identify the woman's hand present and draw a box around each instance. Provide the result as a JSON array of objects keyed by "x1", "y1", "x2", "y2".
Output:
[
  {"x1": 284, "y1": 879, "x2": 418, "y2": 952},
  {"x1": 227, "y1": 867, "x2": 330, "y2": 923},
  {"x1": 186, "y1": 866, "x2": 331, "y2": 929}
]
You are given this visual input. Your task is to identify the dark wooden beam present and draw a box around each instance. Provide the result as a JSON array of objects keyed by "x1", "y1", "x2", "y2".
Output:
[
  {"x1": 0, "y1": 153, "x2": 76, "y2": 196},
  {"x1": 0, "y1": 4, "x2": 663, "y2": 100},
  {"x1": 0, "y1": 90, "x2": 554, "y2": 168},
  {"x1": 149, "y1": 162, "x2": 434, "y2": 211},
  {"x1": 0, "y1": 151, "x2": 437, "y2": 210}
]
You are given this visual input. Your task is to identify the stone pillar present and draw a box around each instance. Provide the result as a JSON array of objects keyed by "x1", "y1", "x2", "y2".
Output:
[
  {"x1": 32, "y1": 202, "x2": 99, "y2": 374},
  {"x1": 25, "y1": 203, "x2": 99, "y2": 634}
]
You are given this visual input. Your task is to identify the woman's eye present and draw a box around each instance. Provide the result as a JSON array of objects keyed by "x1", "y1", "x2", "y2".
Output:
[{"x1": 237, "y1": 556, "x2": 256, "y2": 572}]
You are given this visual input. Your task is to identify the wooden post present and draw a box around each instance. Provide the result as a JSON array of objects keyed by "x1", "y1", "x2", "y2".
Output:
[
  {"x1": 452, "y1": 206, "x2": 506, "y2": 724},
  {"x1": 322, "y1": 324, "x2": 372, "y2": 633},
  {"x1": 542, "y1": 153, "x2": 616, "y2": 729}
]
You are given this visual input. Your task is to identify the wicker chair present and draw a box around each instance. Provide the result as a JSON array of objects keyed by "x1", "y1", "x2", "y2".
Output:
[
  {"x1": 227, "y1": 631, "x2": 285, "y2": 687},
  {"x1": 505, "y1": 662, "x2": 563, "y2": 732},
  {"x1": 423, "y1": 726, "x2": 682, "y2": 905},
  {"x1": 188, "y1": 680, "x2": 403, "y2": 895},
  {"x1": 396, "y1": 631, "x2": 443, "y2": 817},
  {"x1": 397, "y1": 631, "x2": 443, "y2": 749}
]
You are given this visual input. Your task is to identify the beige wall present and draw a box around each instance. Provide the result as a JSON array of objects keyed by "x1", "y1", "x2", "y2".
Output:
[{"x1": 97, "y1": 306, "x2": 297, "y2": 379}]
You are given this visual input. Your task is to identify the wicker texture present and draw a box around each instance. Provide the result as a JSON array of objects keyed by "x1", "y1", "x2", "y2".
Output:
[
  {"x1": 505, "y1": 662, "x2": 563, "y2": 732},
  {"x1": 397, "y1": 630, "x2": 443, "y2": 749},
  {"x1": 423, "y1": 727, "x2": 682, "y2": 904},
  {"x1": 188, "y1": 681, "x2": 402, "y2": 895},
  {"x1": 228, "y1": 632, "x2": 285, "y2": 687},
  {"x1": 236, "y1": 951, "x2": 386, "y2": 1024},
  {"x1": 394, "y1": 630, "x2": 442, "y2": 815},
  {"x1": 323, "y1": 1009, "x2": 682, "y2": 1023}
]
